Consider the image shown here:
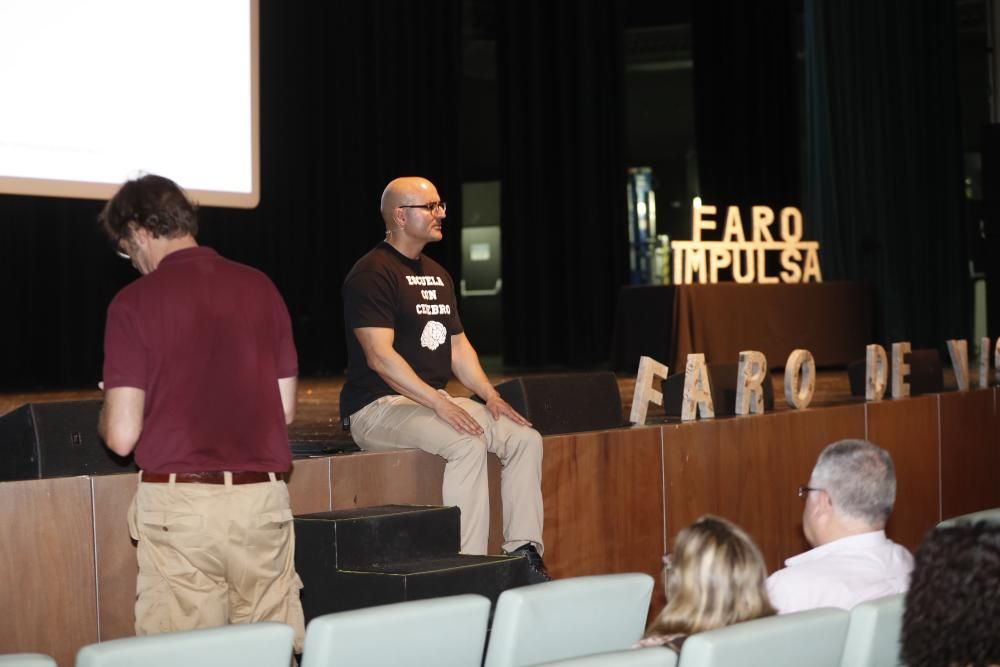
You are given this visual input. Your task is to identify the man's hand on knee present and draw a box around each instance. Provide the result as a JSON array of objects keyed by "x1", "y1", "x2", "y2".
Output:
[
  {"x1": 485, "y1": 394, "x2": 532, "y2": 426},
  {"x1": 433, "y1": 395, "x2": 485, "y2": 436}
]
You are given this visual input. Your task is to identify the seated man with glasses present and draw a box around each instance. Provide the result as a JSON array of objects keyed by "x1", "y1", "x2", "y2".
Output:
[
  {"x1": 767, "y1": 439, "x2": 913, "y2": 614},
  {"x1": 339, "y1": 176, "x2": 547, "y2": 580}
]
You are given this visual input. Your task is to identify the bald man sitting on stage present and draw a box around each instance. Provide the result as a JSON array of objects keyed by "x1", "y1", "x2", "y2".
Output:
[{"x1": 339, "y1": 176, "x2": 548, "y2": 580}]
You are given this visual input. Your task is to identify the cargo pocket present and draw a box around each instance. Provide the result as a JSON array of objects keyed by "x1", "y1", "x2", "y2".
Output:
[{"x1": 134, "y1": 571, "x2": 173, "y2": 635}]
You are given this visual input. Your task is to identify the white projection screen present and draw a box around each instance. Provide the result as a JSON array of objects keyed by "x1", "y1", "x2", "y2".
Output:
[{"x1": 0, "y1": 0, "x2": 260, "y2": 208}]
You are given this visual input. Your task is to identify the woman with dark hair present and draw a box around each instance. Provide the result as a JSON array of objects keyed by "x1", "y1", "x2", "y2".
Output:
[
  {"x1": 638, "y1": 515, "x2": 776, "y2": 653},
  {"x1": 901, "y1": 521, "x2": 1000, "y2": 667}
]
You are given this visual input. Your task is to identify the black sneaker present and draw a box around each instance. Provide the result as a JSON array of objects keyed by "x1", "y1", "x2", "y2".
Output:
[{"x1": 507, "y1": 543, "x2": 551, "y2": 583}]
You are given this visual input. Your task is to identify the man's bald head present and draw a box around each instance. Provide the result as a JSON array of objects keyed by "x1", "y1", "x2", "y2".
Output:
[{"x1": 380, "y1": 177, "x2": 437, "y2": 227}]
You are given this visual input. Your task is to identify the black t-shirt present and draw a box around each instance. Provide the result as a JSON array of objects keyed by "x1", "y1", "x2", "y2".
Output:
[{"x1": 340, "y1": 242, "x2": 464, "y2": 417}]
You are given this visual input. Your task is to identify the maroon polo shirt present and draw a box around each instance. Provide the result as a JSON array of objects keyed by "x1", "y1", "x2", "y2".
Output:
[{"x1": 102, "y1": 246, "x2": 296, "y2": 473}]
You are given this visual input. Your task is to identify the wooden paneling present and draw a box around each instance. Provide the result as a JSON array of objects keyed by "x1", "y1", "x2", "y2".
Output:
[
  {"x1": 866, "y1": 395, "x2": 940, "y2": 551},
  {"x1": 287, "y1": 457, "x2": 332, "y2": 515},
  {"x1": 330, "y1": 449, "x2": 444, "y2": 508},
  {"x1": 661, "y1": 405, "x2": 866, "y2": 573},
  {"x1": 541, "y1": 427, "x2": 664, "y2": 583},
  {"x1": 0, "y1": 477, "x2": 98, "y2": 667},
  {"x1": 91, "y1": 473, "x2": 139, "y2": 642},
  {"x1": 939, "y1": 388, "x2": 1000, "y2": 520},
  {"x1": 328, "y1": 449, "x2": 506, "y2": 553}
]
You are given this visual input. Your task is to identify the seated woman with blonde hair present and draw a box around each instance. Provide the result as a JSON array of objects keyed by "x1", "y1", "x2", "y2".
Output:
[{"x1": 638, "y1": 515, "x2": 776, "y2": 653}]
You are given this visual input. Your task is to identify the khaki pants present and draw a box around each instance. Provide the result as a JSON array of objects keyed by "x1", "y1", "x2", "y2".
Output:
[
  {"x1": 128, "y1": 475, "x2": 305, "y2": 653},
  {"x1": 349, "y1": 392, "x2": 544, "y2": 556}
]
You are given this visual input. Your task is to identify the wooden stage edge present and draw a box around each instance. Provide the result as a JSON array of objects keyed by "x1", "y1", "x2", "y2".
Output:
[{"x1": 1, "y1": 374, "x2": 999, "y2": 665}]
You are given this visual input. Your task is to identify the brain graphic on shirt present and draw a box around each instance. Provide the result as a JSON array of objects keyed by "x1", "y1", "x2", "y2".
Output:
[{"x1": 420, "y1": 321, "x2": 448, "y2": 351}]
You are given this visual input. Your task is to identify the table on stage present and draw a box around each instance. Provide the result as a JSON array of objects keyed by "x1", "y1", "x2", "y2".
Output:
[{"x1": 611, "y1": 281, "x2": 874, "y2": 372}]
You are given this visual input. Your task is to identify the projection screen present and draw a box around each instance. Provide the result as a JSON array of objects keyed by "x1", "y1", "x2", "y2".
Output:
[{"x1": 0, "y1": 0, "x2": 260, "y2": 208}]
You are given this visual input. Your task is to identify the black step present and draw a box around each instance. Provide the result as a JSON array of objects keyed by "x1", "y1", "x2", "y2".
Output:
[
  {"x1": 295, "y1": 505, "x2": 461, "y2": 570},
  {"x1": 299, "y1": 554, "x2": 530, "y2": 620}
]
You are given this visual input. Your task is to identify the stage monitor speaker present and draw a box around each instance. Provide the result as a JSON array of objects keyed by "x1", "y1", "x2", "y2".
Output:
[
  {"x1": 0, "y1": 400, "x2": 136, "y2": 482},
  {"x1": 847, "y1": 349, "x2": 944, "y2": 397},
  {"x1": 661, "y1": 362, "x2": 775, "y2": 418},
  {"x1": 493, "y1": 372, "x2": 624, "y2": 436}
]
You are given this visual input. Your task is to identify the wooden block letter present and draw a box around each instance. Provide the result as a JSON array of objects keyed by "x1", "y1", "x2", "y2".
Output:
[
  {"x1": 732, "y1": 248, "x2": 755, "y2": 284},
  {"x1": 722, "y1": 207, "x2": 746, "y2": 242},
  {"x1": 891, "y1": 342, "x2": 911, "y2": 399},
  {"x1": 629, "y1": 356, "x2": 670, "y2": 425},
  {"x1": 779, "y1": 207, "x2": 803, "y2": 242},
  {"x1": 865, "y1": 344, "x2": 888, "y2": 401},
  {"x1": 784, "y1": 349, "x2": 815, "y2": 409},
  {"x1": 756, "y1": 248, "x2": 779, "y2": 284},
  {"x1": 946, "y1": 339, "x2": 969, "y2": 391},
  {"x1": 692, "y1": 205, "x2": 717, "y2": 242},
  {"x1": 684, "y1": 247, "x2": 708, "y2": 284},
  {"x1": 751, "y1": 205, "x2": 775, "y2": 242},
  {"x1": 709, "y1": 247, "x2": 731, "y2": 284},
  {"x1": 682, "y1": 353, "x2": 715, "y2": 421},
  {"x1": 802, "y1": 247, "x2": 823, "y2": 283},
  {"x1": 735, "y1": 350, "x2": 768, "y2": 415}
]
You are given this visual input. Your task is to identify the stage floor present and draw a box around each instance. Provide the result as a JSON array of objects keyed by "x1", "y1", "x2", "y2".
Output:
[{"x1": 0, "y1": 368, "x2": 960, "y2": 443}]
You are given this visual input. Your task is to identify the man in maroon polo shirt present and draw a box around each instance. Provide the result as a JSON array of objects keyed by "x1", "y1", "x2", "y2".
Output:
[{"x1": 97, "y1": 174, "x2": 304, "y2": 651}]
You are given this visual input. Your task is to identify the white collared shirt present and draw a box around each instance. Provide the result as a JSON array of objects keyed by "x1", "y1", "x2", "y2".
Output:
[{"x1": 766, "y1": 530, "x2": 914, "y2": 614}]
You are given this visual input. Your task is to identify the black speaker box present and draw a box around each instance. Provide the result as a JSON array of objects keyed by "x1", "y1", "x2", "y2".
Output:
[
  {"x1": 493, "y1": 372, "x2": 624, "y2": 435},
  {"x1": 0, "y1": 400, "x2": 136, "y2": 482},
  {"x1": 847, "y1": 349, "x2": 944, "y2": 397},
  {"x1": 661, "y1": 362, "x2": 775, "y2": 417}
]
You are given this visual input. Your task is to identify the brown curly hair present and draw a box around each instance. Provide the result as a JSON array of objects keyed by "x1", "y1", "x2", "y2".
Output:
[{"x1": 901, "y1": 521, "x2": 1000, "y2": 667}]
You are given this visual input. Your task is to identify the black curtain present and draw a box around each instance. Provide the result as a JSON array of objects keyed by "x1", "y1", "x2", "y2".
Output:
[
  {"x1": 691, "y1": 0, "x2": 801, "y2": 209},
  {"x1": 804, "y1": 0, "x2": 968, "y2": 346},
  {"x1": 0, "y1": 1, "x2": 462, "y2": 391},
  {"x1": 496, "y1": 0, "x2": 629, "y2": 368}
]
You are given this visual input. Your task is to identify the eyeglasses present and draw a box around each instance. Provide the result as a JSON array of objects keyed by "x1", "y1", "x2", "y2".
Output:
[
  {"x1": 797, "y1": 485, "x2": 824, "y2": 498},
  {"x1": 114, "y1": 235, "x2": 133, "y2": 261},
  {"x1": 114, "y1": 239, "x2": 131, "y2": 261},
  {"x1": 399, "y1": 201, "x2": 446, "y2": 213}
]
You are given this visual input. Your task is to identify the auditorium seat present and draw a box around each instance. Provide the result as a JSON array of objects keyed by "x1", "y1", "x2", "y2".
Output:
[
  {"x1": 74, "y1": 622, "x2": 294, "y2": 667},
  {"x1": 839, "y1": 593, "x2": 905, "y2": 667},
  {"x1": 676, "y1": 608, "x2": 850, "y2": 667},
  {"x1": 938, "y1": 507, "x2": 1000, "y2": 527},
  {"x1": 533, "y1": 647, "x2": 678, "y2": 666},
  {"x1": 300, "y1": 594, "x2": 490, "y2": 667},
  {"x1": 0, "y1": 655, "x2": 56, "y2": 666},
  {"x1": 483, "y1": 573, "x2": 655, "y2": 667}
]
